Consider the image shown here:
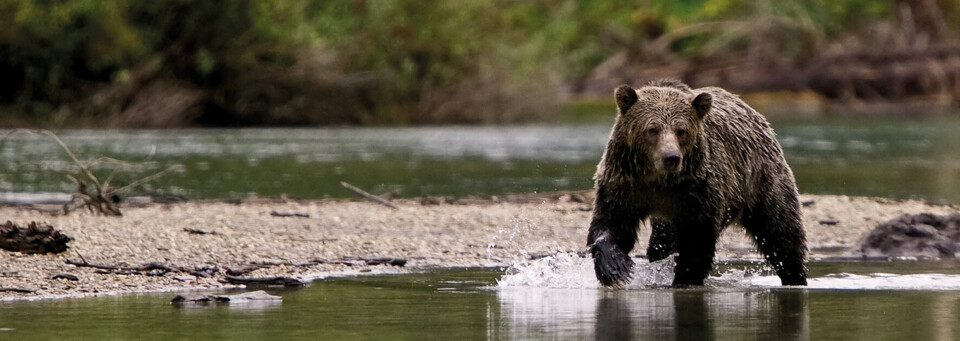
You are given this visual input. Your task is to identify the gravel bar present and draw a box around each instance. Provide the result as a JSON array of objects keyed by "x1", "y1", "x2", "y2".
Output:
[{"x1": 1, "y1": 193, "x2": 957, "y2": 301}]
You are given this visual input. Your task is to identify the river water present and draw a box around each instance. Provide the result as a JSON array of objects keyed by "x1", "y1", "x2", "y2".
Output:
[
  {"x1": 2, "y1": 117, "x2": 960, "y2": 339},
  {"x1": 3, "y1": 260, "x2": 960, "y2": 340},
  {"x1": 2, "y1": 117, "x2": 960, "y2": 203}
]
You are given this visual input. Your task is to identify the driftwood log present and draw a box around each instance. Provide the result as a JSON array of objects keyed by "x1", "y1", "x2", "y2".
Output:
[{"x1": 0, "y1": 221, "x2": 72, "y2": 254}]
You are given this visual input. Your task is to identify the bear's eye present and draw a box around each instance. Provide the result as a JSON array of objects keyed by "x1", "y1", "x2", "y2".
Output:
[
  {"x1": 676, "y1": 129, "x2": 687, "y2": 138},
  {"x1": 646, "y1": 127, "x2": 660, "y2": 136}
]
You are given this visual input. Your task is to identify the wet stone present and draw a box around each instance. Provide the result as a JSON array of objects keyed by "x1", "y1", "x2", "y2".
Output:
[
  {"x1": 172, "y1": 290, "x2": 282, "y2": 303},
  {"x1": 857, "y1": 213, "x2": 960, "y2": 258}
]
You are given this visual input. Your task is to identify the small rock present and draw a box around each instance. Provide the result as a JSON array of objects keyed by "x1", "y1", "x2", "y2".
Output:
[
  {"x1": 189, "y1": 267, "x2": 218, "y2": 278},
  {"x1": 364, "y1": 257, "x2": 407, "y2": 267},
  {"x1": 52, "y1": 273, "x2": 79, "y2": 281},
  {"x1": 171, "y1": 290, "x2": 282, "y2": 303},
  {"x1": 174, "y1": 276, "x2": 197, "y2": 282},
  {"x1": 171, "y1": 293, "x2": 215, "y2": 303}
]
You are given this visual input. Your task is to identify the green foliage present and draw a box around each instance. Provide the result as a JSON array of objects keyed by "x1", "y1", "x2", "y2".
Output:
[
  {"x1": 0, "y1": 0, "x2": 952, "y2": 126},
  {"x1": 0, "y1": 1, "x2": 144, "y2": 105}
]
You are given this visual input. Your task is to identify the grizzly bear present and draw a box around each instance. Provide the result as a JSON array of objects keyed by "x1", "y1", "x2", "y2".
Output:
[{"x1": 587, "y1": 79, "x2": 807, "y2": 287}]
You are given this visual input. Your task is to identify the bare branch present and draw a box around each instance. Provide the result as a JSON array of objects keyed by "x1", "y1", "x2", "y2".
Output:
[{"x1": 340, "y1": 181, "x2": 399, "y2": 209}]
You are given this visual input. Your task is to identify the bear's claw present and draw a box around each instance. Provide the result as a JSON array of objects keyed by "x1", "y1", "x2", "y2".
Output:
[{"x1": 590, "y1": 238, "x2": 635, "y2": 286}]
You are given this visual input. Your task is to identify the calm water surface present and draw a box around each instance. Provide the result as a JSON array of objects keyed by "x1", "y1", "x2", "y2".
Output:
[
  {"x1": 2, "y1": 262, "x2": 960, "y2": 340},
  {"x1": 2, "y1": 117, "x2": 960, "y2": 203}
]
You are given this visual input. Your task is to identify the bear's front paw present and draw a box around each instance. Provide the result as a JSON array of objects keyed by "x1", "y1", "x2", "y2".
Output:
[{"x1": 590, "y1": 237, "x2": 635, "y2": 287}]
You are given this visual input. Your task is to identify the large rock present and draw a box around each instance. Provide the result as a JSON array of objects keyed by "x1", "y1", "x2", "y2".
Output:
[{"x1": 857, "y1": 213, "x2": 960, "y2": 258}]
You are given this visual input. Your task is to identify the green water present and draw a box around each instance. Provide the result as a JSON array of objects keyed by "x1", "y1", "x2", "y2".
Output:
[
  {"x1": 2, "y1": 263, "x2": 960, "y2": 340},
  {"x1": 2, "y1": 116, "x2": 960, "y2": 203}
]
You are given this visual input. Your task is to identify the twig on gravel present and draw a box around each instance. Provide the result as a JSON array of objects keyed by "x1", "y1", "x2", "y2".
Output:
[
  {"x1": 74, "y1": 250, "x2": 88, "y2": 265},
  {"x1": 226, "y1": 256, "x2": 408, "y2": 276},
  {"x1": 340, "y1": 181, "x2": 399, "y2": 209},
  {"x1": 63, "y1": 255, "x2": 405, "y2": 281},
  {"x1": 269, "y1": 211, "x2": 310, "y2": 218},
  {"x1": 183, "y1": 228, "x2": 216, "y2": 235},
  {"x1": 65, "y1": 259, "x2": 179, "y2": 276},
  {"x1": 0, "y1": 287, "x2": 36, "y2": 293},
  {"x1": 65, "y1": 258, "x2": 123, "y2": 271},
  {"x1": 223, "y1": 275, "x2": 307, "y2": 287}
]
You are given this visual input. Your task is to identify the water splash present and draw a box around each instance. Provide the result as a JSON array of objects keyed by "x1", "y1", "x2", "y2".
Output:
[
  {"x1": 498, "y1": 252, "x2": 687, "y2": 289},
  {"x1": 497, "y1": 252, "x2": 600, "y2": 289}
]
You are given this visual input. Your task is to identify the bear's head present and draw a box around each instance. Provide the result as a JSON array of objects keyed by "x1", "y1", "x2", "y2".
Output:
[{"x1": 611, "y1": 82, "x2": 712, "y2": 176}]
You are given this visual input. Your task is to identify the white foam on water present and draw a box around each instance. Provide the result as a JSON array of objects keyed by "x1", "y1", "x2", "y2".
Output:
[
  {"x1": 498, "y1": 252, "x2": 960, "y2": 291},
  {"x1": 750, "y1": 272, "x2": 960, "y2": 290}
]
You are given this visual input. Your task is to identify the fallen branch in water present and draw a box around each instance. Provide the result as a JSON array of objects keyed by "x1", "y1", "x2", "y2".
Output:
[{"x1": 340, "y1": 181, "x2": 399, "y2": 209}]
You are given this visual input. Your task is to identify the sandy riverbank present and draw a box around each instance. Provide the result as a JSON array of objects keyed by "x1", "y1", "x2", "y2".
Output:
[{"x1": 1, "y1": 193, "x2": 957, "y2": 301}]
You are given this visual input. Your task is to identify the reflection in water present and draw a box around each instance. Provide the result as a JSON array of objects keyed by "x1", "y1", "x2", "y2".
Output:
[
  {"x1": 172, "y1": 300, "x2": 283, "y2": 312},
  {"x1": 496, "y1": 287, "x2": 808, "y2": 340}
]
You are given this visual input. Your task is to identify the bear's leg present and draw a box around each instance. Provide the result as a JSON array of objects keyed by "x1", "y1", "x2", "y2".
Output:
[
  {"x1": 587, "y1": 185, "x2": 645, "y2": 286},
  {"x1": 646, "y1": 218, "x2": 676, "y2": 262},
  {"x1": 743, "y1": 191, "x2": 808, "y2": 286},
  {"x1": 672, "y1": 224, "x2": 719, "y2": 287}
]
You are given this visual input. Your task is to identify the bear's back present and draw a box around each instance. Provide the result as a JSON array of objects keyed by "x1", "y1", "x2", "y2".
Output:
[{"x1": 694, "y1": 86, "x2": 793, "y2": 191}]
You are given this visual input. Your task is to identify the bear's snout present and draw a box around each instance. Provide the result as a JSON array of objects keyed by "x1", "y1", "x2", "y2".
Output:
[
  {"x1": 661, "y1": 152, "x2": 682, "y2": 172},
  {"x1": 662, "y1": 152, "x2": 681, "y2": 168}
]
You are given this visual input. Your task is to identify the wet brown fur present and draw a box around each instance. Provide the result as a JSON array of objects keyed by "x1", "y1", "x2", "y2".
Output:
[{"x1": 587, "y1": 79, "x2": 807, "y2": 287}]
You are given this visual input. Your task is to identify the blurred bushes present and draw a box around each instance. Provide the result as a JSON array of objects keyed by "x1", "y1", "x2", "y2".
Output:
[{"x1": 0, "y1": 0, "x2": 956, "y2": 127}]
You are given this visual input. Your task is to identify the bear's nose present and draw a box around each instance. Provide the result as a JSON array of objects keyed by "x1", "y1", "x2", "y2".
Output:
[{"x1": 662, "y1": 153, "x2": 681, "y2": 168}]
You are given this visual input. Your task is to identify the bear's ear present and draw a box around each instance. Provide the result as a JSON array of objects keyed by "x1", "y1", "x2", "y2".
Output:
[
  {"x1": 692, "y1": 92, "x2": 712, "y2": 119},
  {"x1": 614, "y1": 85, "x2": 638, "y2": 114}
]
